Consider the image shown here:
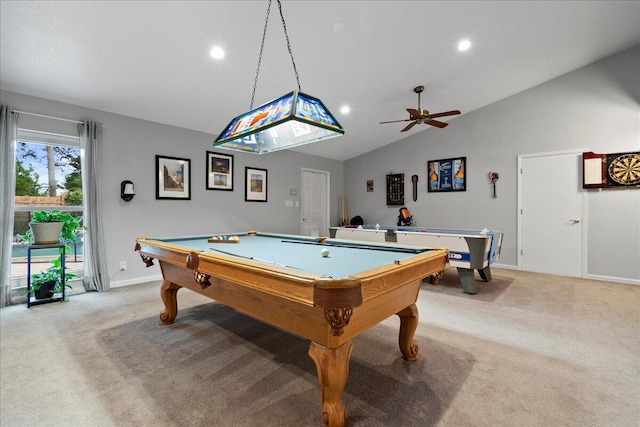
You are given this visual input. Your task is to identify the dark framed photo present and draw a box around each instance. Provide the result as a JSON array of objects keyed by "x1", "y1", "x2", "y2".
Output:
[
  {"x1": 367, "y1": 180, "x2": 374, "y2": 192},
  {"x1": 245, "y1": 167, "x2": 268, "y2": 202},
  {"x1": 206, "y1": 151, "x2": 234, "y2": 191},
  {"x1": 427, "y1": 157, "x2": 466, "y2": 192},
  {"x1": 156, "y1": 155, "x2": 191, "y2": 200}
]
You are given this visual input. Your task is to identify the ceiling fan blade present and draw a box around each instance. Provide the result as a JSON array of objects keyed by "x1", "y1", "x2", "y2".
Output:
[
  {"x1": 401, "y1": 122, "x2": 417, "y2": 132},
  {"x1": 380, "y1": 119, "x2": 412, "y2": 124},
  {"x1": 428, "y1": 110, "x2": 461, "y2": 119},
  {"x1": 426, "y1": 119, "x2": 448, "y2": 128},
  {"x1": 406, "y1": 108, "x2": 421, "y2": 118}
]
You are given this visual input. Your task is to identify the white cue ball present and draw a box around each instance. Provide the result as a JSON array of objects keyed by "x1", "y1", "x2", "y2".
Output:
[{"x1": 321, "y1": 248, "x2": 330, "y2": 258}]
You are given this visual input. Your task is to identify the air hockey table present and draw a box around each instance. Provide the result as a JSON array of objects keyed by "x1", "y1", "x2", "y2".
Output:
[{"x1": 330, "y1": 225, "x2": 503, "y2": 294}]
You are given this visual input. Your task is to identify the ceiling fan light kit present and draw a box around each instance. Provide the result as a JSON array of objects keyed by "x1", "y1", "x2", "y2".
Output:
[{"x1": 380, "y1": 85, "x2": 461, "y2": 132}]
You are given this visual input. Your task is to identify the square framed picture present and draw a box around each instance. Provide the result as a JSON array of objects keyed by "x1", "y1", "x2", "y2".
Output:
[
  {"x1": 156, "y1": 155, "x2": 191, "y2": 200},
  {"x1": 427, "y1": 157, "x2": 466, "y2": 192},
  {"x1": 206, "y1": 151, "x2": 234, "y2": 191},
  {"x1": 245, "y1": 167, "x2": 268, "y2": 202}
]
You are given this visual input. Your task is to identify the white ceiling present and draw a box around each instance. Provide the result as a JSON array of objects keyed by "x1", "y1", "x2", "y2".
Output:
[{"x1": 2, "y1": 1, "x2": 639, "y2": 161}]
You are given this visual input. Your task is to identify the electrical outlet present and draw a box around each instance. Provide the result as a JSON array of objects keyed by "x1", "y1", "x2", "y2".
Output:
[{"x1": 120, "y1": 261, "x2": 127, "y2": 271}]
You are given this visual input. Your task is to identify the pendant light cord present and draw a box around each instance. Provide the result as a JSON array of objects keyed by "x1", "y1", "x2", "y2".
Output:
[{"x1": 250, "y1": 0, "x2": 301, "y2": 109}]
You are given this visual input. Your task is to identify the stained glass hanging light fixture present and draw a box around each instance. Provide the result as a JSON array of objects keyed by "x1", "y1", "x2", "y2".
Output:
[{"x1": 213, "y1": 0, "x2": 344, "y2": 154}]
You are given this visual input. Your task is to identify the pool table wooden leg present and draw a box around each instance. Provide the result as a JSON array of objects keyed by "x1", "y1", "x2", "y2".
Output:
[
  {"x1": 308, "y1": 341, "x2": 352, "y2": 427},
  {"x1": 396, "y1": 304, "x2": 419, "y2": 362},
  {"x1": 159, "y1": 280, "x2": 181, "y2": 325},
  {"x1": 428, "y1": 270, "x2": 444, "y2": 285}
]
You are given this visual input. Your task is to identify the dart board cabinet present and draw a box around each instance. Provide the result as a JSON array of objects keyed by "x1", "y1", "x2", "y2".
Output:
[{"x1": 583, "y1": 151, "x2": 640, "y2": 189}]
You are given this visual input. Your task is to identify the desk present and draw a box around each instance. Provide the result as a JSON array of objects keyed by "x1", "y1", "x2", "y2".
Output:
[
  {"x1": 331, "y1": 226, "x2": 502, "y2": 294},
  {"x1": 135, "y1": 231, "x2": 447, "y2": 427}
]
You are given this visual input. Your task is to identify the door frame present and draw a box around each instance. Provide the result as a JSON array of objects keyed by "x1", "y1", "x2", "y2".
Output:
[
  {"x1": 517, "y1": 149, "x2": 589, "y2": 277},
  {"x1": 300, "y1": 167, "x2": 330, "y2": 236}
]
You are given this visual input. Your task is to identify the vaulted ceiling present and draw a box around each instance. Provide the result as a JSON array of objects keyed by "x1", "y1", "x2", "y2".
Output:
[{"x1": 2, "y1": 1, "x2": 639, "y2": 161}]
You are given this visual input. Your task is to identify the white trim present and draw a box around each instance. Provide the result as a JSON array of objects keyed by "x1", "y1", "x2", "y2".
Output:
[
  {"x1": 12, "y1": 109, "x2": 84, "y2": 125},
  {"x1": 580, "y1": 182, "x2": 589, "y2": 279},
  {"x1": 492, "y1": 263, "x2": 518, "y2": 270},
  {"x1": 17, "y1": 128, "x2": 79, "y2": 147},
  {"x1": 586, "y1": 274, "x2": 640, "y2": 286},
  {"x1": 492, "y1": 265, "x2": 638, "y2": 285},
  {"x1": 14, "y1": 206, "x2": 83, "y2": 212},
  {"x1": 110, "y1": 274, "x2": 163, "y2": 288}
]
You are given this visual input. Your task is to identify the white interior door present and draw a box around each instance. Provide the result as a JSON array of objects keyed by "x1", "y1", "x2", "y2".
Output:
[
  {"x1": 301, "y1": 168, "x2": 329, "y2": 237},
  {"x1": 519, "y1": 152, "x2": 585, "y2": 277}
]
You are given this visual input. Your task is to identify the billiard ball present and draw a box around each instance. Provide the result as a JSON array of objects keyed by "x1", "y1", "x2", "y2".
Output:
[{"x1": 320, "y1": 248, "x2": 329, "y2": 258}]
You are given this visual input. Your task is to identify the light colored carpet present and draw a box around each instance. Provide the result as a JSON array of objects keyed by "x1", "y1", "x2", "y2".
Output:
[{"x1": 1, "y1": 268, "x2": 638, "y2": 426}]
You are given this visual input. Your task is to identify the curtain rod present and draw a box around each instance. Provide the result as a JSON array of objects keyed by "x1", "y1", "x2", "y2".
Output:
[{"x1": 11, "y1": 109, "x2": 84, "y2": 125}]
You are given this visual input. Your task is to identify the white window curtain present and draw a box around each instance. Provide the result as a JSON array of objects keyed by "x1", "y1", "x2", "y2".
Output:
[
  {"x1": 0, "y1": 106, "x2": 19, "y2": 306},
  {"x1": 79, "y1": 121, "x2": 109, "y2": 291}
]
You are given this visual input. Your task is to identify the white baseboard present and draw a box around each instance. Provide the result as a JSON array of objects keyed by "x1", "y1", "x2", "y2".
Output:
[
  {"x1": 491, "y1": 263, "x2": 517, "y2": 270},
  {"x1": 586, "y1": 274, "x2": 639, "y2": 286},
  {"x1": 491, "y1": 264, "x2": 638, "y2": 285},
  {"x1": 109, "y1": 274, "x2": 162, "y2": 288}
]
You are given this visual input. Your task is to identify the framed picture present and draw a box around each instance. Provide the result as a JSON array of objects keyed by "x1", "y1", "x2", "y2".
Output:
[
  {"x1": 366, "y1": 180, "x2": 374, "y2": 192},
  {"x1": 245, "y1": 167, "x2": 268, "y2": 202},
  {"x1": 156, "y1": 155, "x2": 191, "y2": 200},
  {"x1": 427, "y1": 157, "x2": 466, "y2": 192},
  {"x1": 206, "y1": 151, "x2": 234, "y2": 191}
]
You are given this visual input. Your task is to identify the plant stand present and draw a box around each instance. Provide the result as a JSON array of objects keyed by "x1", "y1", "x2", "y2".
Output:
[{"x1": 26, "y1": 244, "x2": 66, "y2": 308}]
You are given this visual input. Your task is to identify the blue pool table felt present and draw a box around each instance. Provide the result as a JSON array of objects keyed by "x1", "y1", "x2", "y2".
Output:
[{"x1": 161, "y1": 233, "x2": 433, "y2": 278}]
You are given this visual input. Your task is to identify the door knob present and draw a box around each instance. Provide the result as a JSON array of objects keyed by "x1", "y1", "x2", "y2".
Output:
[{"x1": 569, "y1": 219, "x2": 581, "y2": 224}]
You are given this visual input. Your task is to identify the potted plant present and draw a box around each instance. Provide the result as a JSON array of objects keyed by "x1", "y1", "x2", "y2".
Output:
[
  {"x1": 23, "y1": 210, "x2": 85, "y2": 300},
  {"x1": 29, "y1": 264, "x2": 75, "y2": 299},
  {"x1": 27, "y1": 210, "x2": 83, "y2": 245}
]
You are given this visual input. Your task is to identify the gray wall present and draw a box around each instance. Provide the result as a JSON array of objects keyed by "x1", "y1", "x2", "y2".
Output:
[
  {"x1": 344, "y1": 46, "x2": 640, "y2": 283},
  {"x1": 1, "y1": 90, "x2": 344, "y2": 285},
  {"x1": 3, "y1": 46, "x2": 638, "y2": 286}
]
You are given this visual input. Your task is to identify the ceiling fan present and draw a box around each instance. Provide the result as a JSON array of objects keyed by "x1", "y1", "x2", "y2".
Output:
[{"x1": 380, "y1": 85, "x2": 461, "y2": 132}]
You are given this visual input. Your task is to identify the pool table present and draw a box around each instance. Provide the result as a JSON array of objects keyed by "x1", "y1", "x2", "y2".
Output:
[
  {"x1": 135, "y1": 231, "x2": 448, "y2": 427},
  {"x1": 331, "y1": 225, "x2": 503, "y2": 294}
]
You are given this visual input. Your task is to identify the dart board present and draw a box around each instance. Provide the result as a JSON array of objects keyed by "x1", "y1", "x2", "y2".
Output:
[{"x1": 607, "y1": 152, "x2": 640, "y2": 186}]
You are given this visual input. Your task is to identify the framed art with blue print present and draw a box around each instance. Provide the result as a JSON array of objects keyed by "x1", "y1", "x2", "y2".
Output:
[{"x1": 428, "y1": 157, "x2": 466, "y2": 192}]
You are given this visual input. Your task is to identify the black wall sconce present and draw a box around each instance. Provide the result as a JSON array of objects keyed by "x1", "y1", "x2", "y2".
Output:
[
  {"x1": 489, "y1": 172, "x2": 499, "y2": 198},
  {"x1": 121, "y1": 180, "x2": 135, "y2": 202}
]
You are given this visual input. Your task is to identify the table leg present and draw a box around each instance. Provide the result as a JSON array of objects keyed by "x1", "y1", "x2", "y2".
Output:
[
  {"x1": 428, "y1": 270, "x2": 444, "y2": 285},
  {"x1": 456, "y1": 268, "x2": 477, "y2": 294},
  {"x1": 159, "y1": 280, "x2": 181, "y2": 325},
  {"x1": 478, "y1": 266, "x2": 492, "y2": 282},
  {"x1": 396, "y1": 304, "x2": 419, "y2": 362},
  {"x1": 308, "y1": 341, "x2": 352, "y2": 427}
]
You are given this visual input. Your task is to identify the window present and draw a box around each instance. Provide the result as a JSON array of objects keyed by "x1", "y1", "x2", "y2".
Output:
[{"x1": 11, "y1": 129, "x2": 83, "y2": 287}]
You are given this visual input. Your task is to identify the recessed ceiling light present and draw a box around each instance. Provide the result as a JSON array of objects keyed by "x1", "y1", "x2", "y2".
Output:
[
  {"x1": 340, "y1": 105, "x2": 350, "y2": 114},
  {"x1": 209, "y1": 46, "x2": 225, "y2": 59},
  {"x1": 458, "y1": 39, "x2": 471, "y2": 52}
]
